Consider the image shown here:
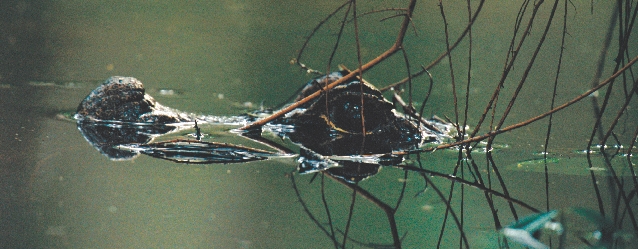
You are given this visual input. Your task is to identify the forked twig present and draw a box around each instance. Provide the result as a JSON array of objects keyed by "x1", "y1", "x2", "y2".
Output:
[
  {"x1": 295, "y1": 1, "x2": 351, "y2": 68},
  {"x1": 438, "y1": 0, "x2": 460, "y2": 137},
  {"x1": 471, "y1": 0, "x2": 541, "y2": 138},
  {"x1": 493, "y1": 0, "x2": 561, "y2": 132},
  {"x1": 322, "y1": 172, "x2": 402, "y2": 248},
  {"x1": 380, "y1": 0, "x2": 486, "y2": 93}
]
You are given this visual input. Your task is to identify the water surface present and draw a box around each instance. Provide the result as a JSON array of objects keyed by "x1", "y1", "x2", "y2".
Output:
[{"x1": 1, "y1": 1, "x2": 636, "y2": 248}]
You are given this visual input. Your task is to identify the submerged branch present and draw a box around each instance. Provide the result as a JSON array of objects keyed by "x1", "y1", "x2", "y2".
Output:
[
  {"x1": 396, "y1": 164, "x2": 540, "y2": 213},
  {"x1": 323, "y1": 172, "x2": 402, "y2": 248}
]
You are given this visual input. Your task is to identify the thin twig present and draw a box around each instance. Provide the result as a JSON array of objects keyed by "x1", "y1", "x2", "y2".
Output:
[
  {"x1": 352, "y1": 0, "x2": 367, "y2": 155},
  {"x1": 325, "y1": 1, "x2": 352, "y2": 76},
  {"x1": 289, "y1": 173, "x2": 341, "y2": 247},
  {"x1": 542, "y1": 0, "x2": 569, "y2": 215},
  {"x1": 416, "y1": 67, "x2": 434, "y2": 123},
  {"x1": 627, "y1": 126, "x2": 638, "y2": 191},
  {"x1": 586, "y1": 0, "x2": 619, "y2": 146},
  {"x1": 421, "y1": 172, "x2": 470, "y2": 249},
  {"x1": 380, "y1": 0, "x2": 486, "y2": 93},
  {"x1": 341, "y1": 183, "x2": 357, "y2": 248},
  {"x1": 423, "y1": 54, "x2": 638, "y2": 151},
  {"x1": 494, "y1": 0, "x2": 559, "y2": 132},
  {"x1": 471, "y1": 0, "x2": 539, "y2": 138},
  {"x1": 438, "y1": 0, "x2": 460, "y2": 135},
  {"x1": 320, "y1": 175, "x2": 339, "y2": 249},
  {"x1": 323, "y1": 172, "x2": 402, "y2": 248},
  {"x1": 296, "y1": 1, "x2": 351, "y2": 66},
  {"x1": 396, "y1": 164, "x2": 540, "y2": 213},
  {"x1": 601, "y1": 79, "x2": 638, "y2": 147}
]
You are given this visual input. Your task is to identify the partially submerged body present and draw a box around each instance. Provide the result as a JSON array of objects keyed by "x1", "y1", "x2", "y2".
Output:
[{"x1": 75, "y1": 73, "x2": 455, "y2": 181}]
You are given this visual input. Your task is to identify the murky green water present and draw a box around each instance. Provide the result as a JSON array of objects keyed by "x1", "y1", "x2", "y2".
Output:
[{"x1": 1, "y1": 1, "x2": 636, "y2": 248}]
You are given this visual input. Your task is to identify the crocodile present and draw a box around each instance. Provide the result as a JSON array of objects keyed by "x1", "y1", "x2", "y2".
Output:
[{"x1": 75, "y1": 73, "x2": 454, "y2": 181}]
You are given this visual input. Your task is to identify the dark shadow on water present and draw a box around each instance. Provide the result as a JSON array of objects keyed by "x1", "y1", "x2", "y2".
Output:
[
  {"x1": 0, "y1": 88, "x2": 46, "y2": 247},
  {"x1": 0, "y1": 1, "x2": 55, "y2": 247}
]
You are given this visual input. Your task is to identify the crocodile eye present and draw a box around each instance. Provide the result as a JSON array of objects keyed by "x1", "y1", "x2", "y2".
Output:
[{"x1": 325, "y1": 92, "x2": 393, "y2": 133}]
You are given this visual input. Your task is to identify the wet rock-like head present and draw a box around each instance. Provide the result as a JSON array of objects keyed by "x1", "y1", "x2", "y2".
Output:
[
  {"x1": 75, "y1": 76, "x2": 189, "y2": 160},
  {"x1": 285, "y1": 80, "x2": 423, "y2": 155},
  {"x1": 75, "y1": 76, "x2": 183, "y2": 123}
]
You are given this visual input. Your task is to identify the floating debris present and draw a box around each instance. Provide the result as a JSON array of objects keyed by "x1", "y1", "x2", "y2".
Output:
[
  {"x1": 506, "y1": 153, "x2": 635, "y2": 176},
  {"x1": 158, "y1": 89, "x2": 176, "y2": 95},
  {"x1": 107, "y1": 205, "x2": 118, "y2": 213},
  {"x1": 515, "y1": 158, "x2": 560, "y2": 168},
  {"x1": 28, "y1": 80, "x2": 93, "y2": 88}
]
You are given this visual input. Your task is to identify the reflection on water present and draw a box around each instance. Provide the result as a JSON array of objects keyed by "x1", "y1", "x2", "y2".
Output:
[{"x1": 1, "y1": 0, "x2": 637, "y2": 248}]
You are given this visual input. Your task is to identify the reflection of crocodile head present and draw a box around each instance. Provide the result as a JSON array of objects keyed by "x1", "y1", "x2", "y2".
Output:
[{"x1": 76, "y1": 120, "x2": 176, "y2": 160}]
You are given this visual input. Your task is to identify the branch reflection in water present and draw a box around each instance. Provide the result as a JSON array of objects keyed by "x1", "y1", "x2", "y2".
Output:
[{"x1": 73, "y1": 71, "x2": 636, "y2": 248}]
